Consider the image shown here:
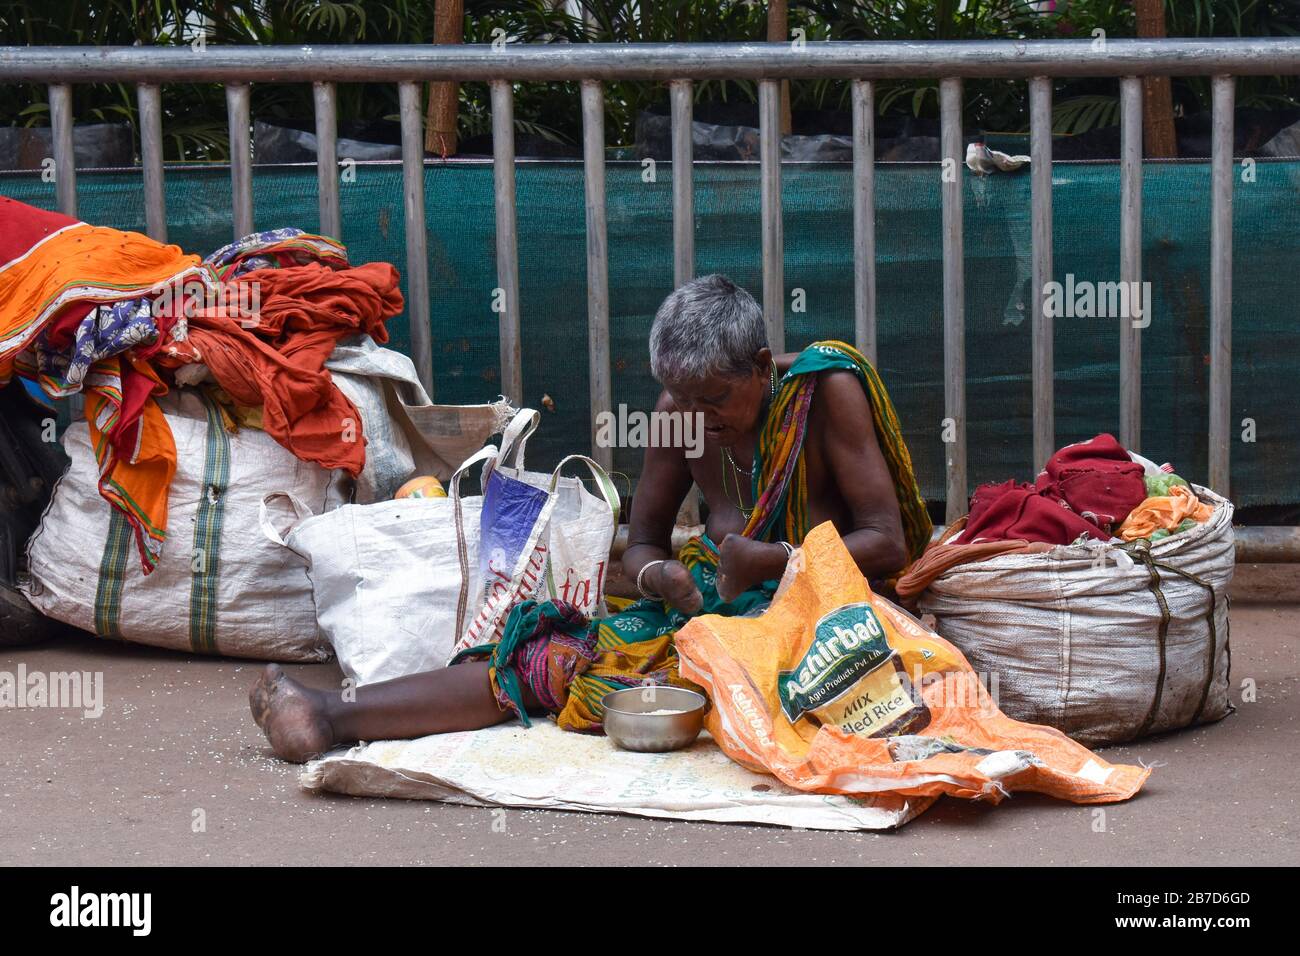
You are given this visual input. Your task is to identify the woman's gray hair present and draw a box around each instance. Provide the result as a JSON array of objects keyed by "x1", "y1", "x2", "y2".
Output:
[{"x1": 649, "y1": 274, "x2": 768, "y2": 383}]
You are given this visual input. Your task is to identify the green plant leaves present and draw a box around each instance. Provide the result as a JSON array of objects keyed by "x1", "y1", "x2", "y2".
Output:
[{"x1": 1, "y1": 1, "x2": 1297, "y2": 160}]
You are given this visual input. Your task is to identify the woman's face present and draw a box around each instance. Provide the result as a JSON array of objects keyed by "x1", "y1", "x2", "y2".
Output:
[{"x1": 663, "y1": 348, "x2": 772, "y2": 449}]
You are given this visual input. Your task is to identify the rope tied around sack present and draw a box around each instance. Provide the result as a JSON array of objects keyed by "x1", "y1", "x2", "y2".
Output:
[{"x1": 1121, "y1": 540, "x2": 1221, "y2": 741}]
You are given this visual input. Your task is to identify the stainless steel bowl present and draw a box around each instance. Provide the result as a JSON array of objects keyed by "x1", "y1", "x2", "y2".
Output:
[{"x1": 602, "y1": 686, "x2": 707, "y2": 752}]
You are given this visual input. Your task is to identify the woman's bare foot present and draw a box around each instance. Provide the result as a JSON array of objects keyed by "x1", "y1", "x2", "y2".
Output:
[{"x1": 249, "y1": 663, "x2": 335, "y2": 763}]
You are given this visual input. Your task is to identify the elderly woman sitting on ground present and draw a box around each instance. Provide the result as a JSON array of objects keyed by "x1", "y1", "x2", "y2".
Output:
[{"x1": 251, "y1": 273, "x2": 931, "y2": 761}]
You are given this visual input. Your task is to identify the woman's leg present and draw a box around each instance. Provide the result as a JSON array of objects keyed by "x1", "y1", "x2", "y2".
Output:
[{"x1": 249, "y1": 661, "x2": 535, "y2": 763}]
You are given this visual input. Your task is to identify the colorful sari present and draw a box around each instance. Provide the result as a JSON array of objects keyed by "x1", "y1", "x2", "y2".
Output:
[
  {"x1": 465, "y1": 535, "x2": 771, "y2": 732},
  {"x1": 462, "y1": 340, "x2": 930, "y2": 733},
  {"x1": 746, "y1": 340, "x2": 932, "y2": 562}
]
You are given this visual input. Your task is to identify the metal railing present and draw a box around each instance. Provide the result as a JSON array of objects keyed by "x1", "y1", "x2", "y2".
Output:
[{"x1": 2, "y1": 39, "x2": 1299, "y2": 561}]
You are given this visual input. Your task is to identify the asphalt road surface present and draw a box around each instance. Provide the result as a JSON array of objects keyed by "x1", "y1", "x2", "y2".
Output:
[{"x1": 3, "y1": 568, "x2": 1296, "y2": 866}]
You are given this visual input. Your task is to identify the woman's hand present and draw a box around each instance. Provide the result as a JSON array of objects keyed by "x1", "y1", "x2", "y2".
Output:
[
  {"x1": 650, "y1": 559, "x2": 703, "y2": 616},
  {"x1": 716, "y1": 534, "x2": 788, "y2": 603}
]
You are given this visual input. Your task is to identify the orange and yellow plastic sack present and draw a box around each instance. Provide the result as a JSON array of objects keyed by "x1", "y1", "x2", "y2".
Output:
[{"x1": 676, "y1": 522, "x2": 1150, "y2": 806}]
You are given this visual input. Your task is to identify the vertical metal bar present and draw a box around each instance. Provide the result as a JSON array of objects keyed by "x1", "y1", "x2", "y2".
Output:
[
  {"x1": 1119, "y1": 75, "x2": 1143, "y2": 452},
  {"x1": 313, "y1": 81, "x2": 341, "y2": 240},
  {"x1": 1029, "y1": 76, "x2": 1054, "y2": 471},
  {"x1": 581, "y1": 80, "x2": 613, "y2": 472},
  {"x1": 47, "y1": 83, "x2": 76, "y2": 218},
  {"x1": 759, "y1": 78, "x2": 785, "y2": 353},
  {"x1": 670, "y1": 79, "x2": 695, "y2": 288},
  {"x1": 225, "y1": 83, "x2": 253, "y2": 239},
  {"x1": 491, "y1": 80, "x2": 523, "y2": 406},
  {"x1": 671, "y1": 79, "x2": 701, "y2": 526},
  {"x1": 852, "y1": 79, "x2": 877, "y2": 363},
  {"x1": 940, "y1": 77, "x2": 967, "y2": 525},
  {"x1": 48, "y1": 82, "x2": 81, "y2": 421},
  {"x1": 399, "y1": 81, "x2": 433, "y2": 398},
  {"x1": 1209, "y1": 75, "x2": 1235, "y2": 494},
  {"x1": 137, "y1": 83, "x2": 166, "y2": 243}
]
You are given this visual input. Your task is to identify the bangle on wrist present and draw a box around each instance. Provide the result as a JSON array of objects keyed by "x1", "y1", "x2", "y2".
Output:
[
  {"x1": 636, "y1": 559, "x2": 667, "y2": 600},
  {"x1": 778, "y1": 541, "x2": 794, "y2": 559}
]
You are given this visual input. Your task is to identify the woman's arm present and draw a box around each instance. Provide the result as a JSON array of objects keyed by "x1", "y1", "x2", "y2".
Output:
[
  {"x1": 623, "y1": 391, "x2": 703, "y2": 613},
  {"x1": 816, "y1": 369, "x2": 909, "y2": 578}
]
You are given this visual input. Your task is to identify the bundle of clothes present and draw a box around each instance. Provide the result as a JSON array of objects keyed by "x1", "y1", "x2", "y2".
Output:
[
  {"x1": 0, "y1": 196, "x2": 403, "y2": 574},
  {"x1": 896, "y1": 433, "x2": 1216, "y2": 599}
]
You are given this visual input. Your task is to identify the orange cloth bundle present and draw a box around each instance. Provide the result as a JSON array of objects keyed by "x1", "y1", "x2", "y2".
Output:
[
  {"x1": 676, "y1": 522, "x2": 1150, "y2": 809},
  {"x1": 1118, "y1": 484, "x2": 1214, "y2": 542},
  {"x1": 1, "y1": 196, "x2": 402, "y2": 574},
  {"x1": 0, "y1": 198, "x2": 207, "y2": 570},
  {"x1": 0, "y1": 202, "x2": 203, "y2": 384}
]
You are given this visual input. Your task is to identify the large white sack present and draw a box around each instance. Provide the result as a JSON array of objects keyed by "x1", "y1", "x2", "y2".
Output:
[
  {"x1": 23, "y1": 388, "x2": 340, "y2": 661},
  {"x1": 919, "y1": 486, "x2": 1235, "y2": 746}
]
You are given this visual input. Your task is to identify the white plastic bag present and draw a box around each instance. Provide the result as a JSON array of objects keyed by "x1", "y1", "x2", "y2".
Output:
[
  {"x1": 261, "y1": 446, "x2": 496, "y2": 686},
  {"x1": 918, "y1": 485, "x2": 1235, "y2": 746},
  {"x1": 24, "y1": 388, "x2": 339, "y2": 661},
  {"x1": 451, "y1": 409, "x2": 620, "y2": 659}
]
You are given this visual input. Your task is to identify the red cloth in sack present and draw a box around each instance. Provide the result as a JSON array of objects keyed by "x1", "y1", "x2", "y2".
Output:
[
  {"x1": 963, "y1": 479, "x2": 1111, "y2": 545},
  {"x1": 1034, "y1": 432, "x2": 1147, "y2": 532},
  {"x1": 963, "y1": 434, "x2": 1147, "y2": 545},
  {"x1": 162, "y1": 261, "x2": 402, "y2": 475}
]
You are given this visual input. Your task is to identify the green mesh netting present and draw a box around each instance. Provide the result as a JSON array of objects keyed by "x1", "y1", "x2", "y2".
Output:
[{"x1": 3, "y1": 158, "x2": 1296, "y2": 508}]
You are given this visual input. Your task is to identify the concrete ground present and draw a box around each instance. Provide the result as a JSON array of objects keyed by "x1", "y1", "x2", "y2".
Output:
[{"x1": 2, "y1": 567, "x2": 1297, "y2": 867}]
